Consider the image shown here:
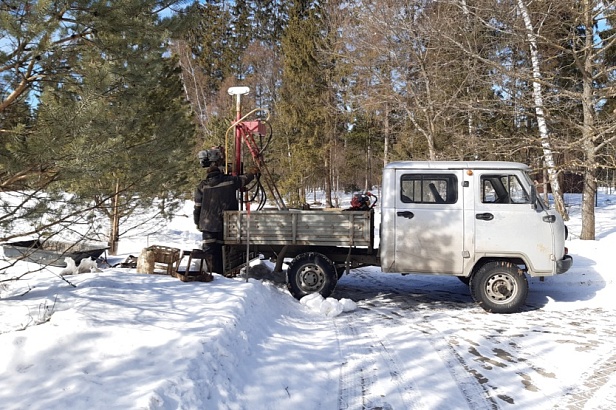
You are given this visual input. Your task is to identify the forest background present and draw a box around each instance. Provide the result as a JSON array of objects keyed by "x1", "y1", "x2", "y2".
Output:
[{"x1": 1, "y1": 0, "x2": 615, "y2": 261}]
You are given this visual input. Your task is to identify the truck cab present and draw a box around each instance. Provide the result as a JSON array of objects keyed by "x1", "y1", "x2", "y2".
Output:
[{"x1": 380, "y1": 161, "x2": 572, "y2": 313}]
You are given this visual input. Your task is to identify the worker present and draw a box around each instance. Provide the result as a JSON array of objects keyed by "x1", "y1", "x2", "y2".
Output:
[{"x1": 193, "y1": 149, "x2": 257, "y2": 275}]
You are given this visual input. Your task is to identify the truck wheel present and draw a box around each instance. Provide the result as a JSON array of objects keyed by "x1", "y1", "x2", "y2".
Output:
[
  {"x1": 470, "y1": 261, "x2": 528, "y2": 313},
  {"x1": 287, "y1": 252, "x2": 337, "y2": 300}
]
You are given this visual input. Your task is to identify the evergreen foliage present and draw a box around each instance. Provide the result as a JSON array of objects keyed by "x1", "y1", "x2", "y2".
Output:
[
  {"x1": 275, "y1": 0, "x2": 340, "y2": 206},
  {"x1": 1, "y1": 0, "x2": 195, "y2": 253}
]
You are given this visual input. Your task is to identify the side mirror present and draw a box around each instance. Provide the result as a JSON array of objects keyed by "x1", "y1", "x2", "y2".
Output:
[{"x1": 530, "y1": 185, "x2": 537, "y2": 210}]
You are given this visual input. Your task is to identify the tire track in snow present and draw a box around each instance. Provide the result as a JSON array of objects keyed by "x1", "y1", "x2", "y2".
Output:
[
  {"x1": 335, "y1": 317, "x2": 375, "y2": 410},
  {"x1": 411, "y1": 319, "x2": 501, "y2": 409},
  {"x1": 362, "y1": 303, "x2": 501, "y2": 410},
  {"x1": 334, "y1": 270, "x2": 500, "y2": 409},
  {"x1": 555, "y1": 351, "x2": 616, "y2": 410},
  {"x1": 499, "y1": 307, "x2": 616, "y2": 410},
  {"x1": 550, "y1": 314, "x2": 616, "y2": 410},
  {"x1": 335, "y1": 312, "x2": 425, "y2": 410},
  {"x1": 335, "y1": 270, "x2": 616, "y2": 409}
]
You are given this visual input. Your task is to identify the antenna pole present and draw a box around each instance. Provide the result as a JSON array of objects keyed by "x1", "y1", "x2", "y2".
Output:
[{"x1": 228, "y1": 86, "x2": 250, "y2": 176}]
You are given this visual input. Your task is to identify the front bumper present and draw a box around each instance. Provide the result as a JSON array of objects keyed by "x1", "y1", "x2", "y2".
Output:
[{"x1": 556, "y1": 255, "x2": 573, "y2": 274}]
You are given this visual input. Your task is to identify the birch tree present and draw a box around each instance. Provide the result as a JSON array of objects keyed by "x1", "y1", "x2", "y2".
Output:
[{"x1": 515, "y1": 0, "x2": 568, "y2": 219}]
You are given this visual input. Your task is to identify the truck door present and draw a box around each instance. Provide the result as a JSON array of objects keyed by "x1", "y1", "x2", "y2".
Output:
[
  {"x1": 474, "y1": 172, "x2": 555, "y2": 274},
  {"x1": 393, "y1": 171, "x2": 465, "y2": 274}
]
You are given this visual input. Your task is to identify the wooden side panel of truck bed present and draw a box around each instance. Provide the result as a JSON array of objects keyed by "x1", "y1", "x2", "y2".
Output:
[{"x1": 223, "y1": 210, "x2": 373, "y2": 247}]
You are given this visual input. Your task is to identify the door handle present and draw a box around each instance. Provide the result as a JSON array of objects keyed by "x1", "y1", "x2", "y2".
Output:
[
  {"x1": 476, "y1": 213, "x2": 494, "y2": 221},
  {"x1": 397, "y1": 211, "x2": 414, "y2": 219},
  {"x1": 543, "y1": 215, "x2": 556, "y2": 223}
]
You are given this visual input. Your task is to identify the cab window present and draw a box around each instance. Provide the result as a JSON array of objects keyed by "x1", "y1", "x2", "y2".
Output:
[
  {"x1": 481, "y1": 175, "x2": 529, "y2": 204},
  {"x1": 400, "y1": 174, "x2": 458, "y2": 204}
]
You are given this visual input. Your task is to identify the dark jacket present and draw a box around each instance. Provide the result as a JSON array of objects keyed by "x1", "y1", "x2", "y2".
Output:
[{"x1": 194, "y1": 168, "x2": 255, "y2": 232}]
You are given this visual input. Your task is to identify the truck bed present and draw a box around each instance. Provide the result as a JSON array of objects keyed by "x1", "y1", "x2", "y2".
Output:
[{"x1": 223, "y1": 209, "x2": 373, "y2": 247}]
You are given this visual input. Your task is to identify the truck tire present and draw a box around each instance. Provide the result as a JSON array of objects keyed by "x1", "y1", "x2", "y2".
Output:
[
  {"x1": 287, "y1": 252, "x2": 337, "y2": 300},
  {"x1": 470, "y1": 261, "x2": 528, "y2": 313}
]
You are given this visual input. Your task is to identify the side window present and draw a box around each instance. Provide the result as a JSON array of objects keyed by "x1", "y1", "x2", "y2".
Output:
[
  {"x1": 400, "y1": 174, "x2": 458, "y2": 204},
  {"x1": 481, "y1": 175, "x2": 530, "y2": 204}
]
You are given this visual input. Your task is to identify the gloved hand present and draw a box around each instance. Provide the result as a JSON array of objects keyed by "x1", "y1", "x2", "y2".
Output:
[
  {"x1": 193, "y1": 206, "x2": 200, "y2": 227},
  {"x1": 248, "y1": 166, "x2": 260, "y2": 177}
]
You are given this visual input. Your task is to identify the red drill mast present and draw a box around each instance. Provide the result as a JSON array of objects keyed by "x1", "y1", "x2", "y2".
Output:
[{"x1": 227, "y1": 87, "x2": 287, "y2": 211}]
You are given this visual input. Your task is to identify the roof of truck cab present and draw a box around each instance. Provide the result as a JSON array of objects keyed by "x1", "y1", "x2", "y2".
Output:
[{"x1": 384, "y1": 161, "x2": 530, "y2": 171}]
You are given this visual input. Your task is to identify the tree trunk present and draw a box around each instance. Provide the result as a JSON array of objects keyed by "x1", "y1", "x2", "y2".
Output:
[
  {"x1": 365, "y1": 130, "x2": 372, "y2": 191},
  {"x1": 324, "y1": 149, "x2": 333, "y2": 208},
  {"x1": 516, "y1": 0, "x2": 568, "y2": 220},
  {"x1": 542, "y1": 167, "x2": 549, "y2": 204},
  {"x1": 461, "y1": 0, "x2": 477, "y2": 160},
  {"x1": 325, "y1": 178, "x2": 333, "y2": 208},
  {"x1": 579, "y1": 0, "x2": 597, "y2": 240},
  {"x1": 581, "y1": 165, "x2": 596, "y2": 240},
  {"x1": 108, "y1": 179, "x2": 121, "y2": 255},
  {"x1": 383, "y1": 102, "x2": 390, "y2": 167}
]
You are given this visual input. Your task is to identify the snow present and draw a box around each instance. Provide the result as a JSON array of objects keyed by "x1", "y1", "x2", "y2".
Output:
[{"x1": 1, "y1": 190, "x2": 615, "y2": 409}]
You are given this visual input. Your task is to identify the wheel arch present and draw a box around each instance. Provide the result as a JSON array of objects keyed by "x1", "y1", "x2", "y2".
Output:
[{"x1": 470, "y1": 256, "x2": 527, "y2": 278}]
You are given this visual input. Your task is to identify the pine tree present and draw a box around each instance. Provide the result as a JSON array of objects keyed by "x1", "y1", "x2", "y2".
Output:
[
  {"x1": 252, "y1": 0, "x2": 288, "y2": 46},
  {"x1": 276, "y1": 0, "x2": 338, "y2": 206},
  {"x1": 1, "y1": 0, "x2": 196, "y2": 254}
]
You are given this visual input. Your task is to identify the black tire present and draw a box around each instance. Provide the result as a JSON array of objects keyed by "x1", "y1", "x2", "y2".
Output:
[
  {"x1": 470, "y1": 261, "x2": 528, "y2": 313},
  {"x1": 286, "y1": 252, "x2": 338, "y2": 300}
]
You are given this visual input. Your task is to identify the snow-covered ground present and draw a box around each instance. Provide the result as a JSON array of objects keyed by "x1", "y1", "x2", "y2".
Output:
[{"x1": 1, "y1": 190, "x2": 615, "y2": 409}]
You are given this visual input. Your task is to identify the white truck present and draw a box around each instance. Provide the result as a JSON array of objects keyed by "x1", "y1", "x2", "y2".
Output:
[{"x1": 222, "y1": 161, "x2": 572, "y2": 313}]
